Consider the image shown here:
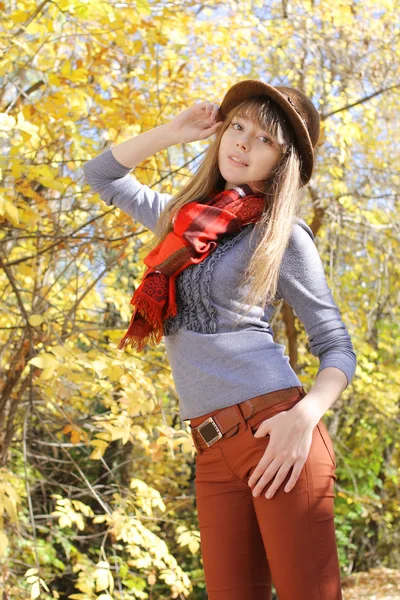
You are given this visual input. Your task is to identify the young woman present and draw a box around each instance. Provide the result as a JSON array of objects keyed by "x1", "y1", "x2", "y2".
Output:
[{"x1": 83, "y1": 79, "x2": 356, "y2": 600}]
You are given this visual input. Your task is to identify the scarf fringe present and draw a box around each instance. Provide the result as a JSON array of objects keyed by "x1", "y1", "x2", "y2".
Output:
[
  {"x1": 117, "y1": 300, "x2": 165, "y2": 352},
  {"x1": 117, "y1": 326, "x2": 164, "y2": 352},
  {"x1": 164, "y1": 300, "x2": 177, "y2": 319},
  {"x1": 131, "y1": 289, "x2": 165, "y2": 328},
  {"x1": 130, "y1": 276, "x2": 178, "y2": 323}
]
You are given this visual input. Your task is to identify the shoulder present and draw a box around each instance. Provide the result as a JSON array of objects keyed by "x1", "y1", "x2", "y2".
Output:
[
  {"x1": 280, "y1": 218, "x2": 322, "y2": 274},
  {"x1": 293, "y1": 218, "x2": 315, "y2": 242},
  {"x1": 286, "y1": 218, "x2": 317, "y2": 258},
  {"x1": 248, "y1": 219, "x2": 316, "y2": 261}
]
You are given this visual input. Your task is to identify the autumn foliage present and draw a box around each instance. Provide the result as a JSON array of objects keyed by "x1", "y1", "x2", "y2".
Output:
[{"x1": 0, "y1": 0, "x2": 399, "y2": 598}]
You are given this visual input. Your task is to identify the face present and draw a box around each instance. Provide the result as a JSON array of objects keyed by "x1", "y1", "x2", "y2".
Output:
[{"x1": 218, "y1": 114, "x2": 282, "y2": 192}]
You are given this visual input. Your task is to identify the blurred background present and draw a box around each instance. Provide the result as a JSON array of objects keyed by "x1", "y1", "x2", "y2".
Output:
[{"x1": 0, "y1": 0, "x2": 399, "y2": 598}]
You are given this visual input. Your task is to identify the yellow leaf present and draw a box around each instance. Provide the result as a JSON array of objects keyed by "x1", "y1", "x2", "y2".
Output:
[
  {"x1": 40, "y1": 367, "x2": 57, "y2": 381},
  {"x1": 11, "y1": 10, "x2": 29, "y2": 24},
  {"x1": 49, "y1": 345, "x2": 68, "y2": 358},
  {"x1": 59, "y1": 514, "x2": 72, "y2": 528},
  {"x1": 28, "y1": 354, "x2": 58, "y2": 369},
  {"x1": 71, "y1": 429, "x2": 81, "y2": 444},
  {"x1": 3, "y1": 483, "x2": 20, "y2": 503},
  {"x1": 90, "y1": 443, "x2": 108, "y2": 460},
  {"x1": 93, "y1": 515, "x2": 107, "y2": 524},
  {"x1": 135, "y1": 0, "x2": 152, "y2": 14},
  {"x1": 0, "y1": 531, "x2": 8, "y2": 557},
  {"x1": 28, "y1": 314, "x2": 44, "y2": 327},
  {"x1": 15, "y1": 111, "x2": 39, "y2": 136},
  {"x1": 31, "y1": 580, "x2": 40, "y2": 599},
  {"x1": 19, "y1": 264, "x2": 35, "y2": 278},
  {"x1": 3, "y1": 496, "x2": 18, "y2": 523},
  {"x1": 0, "y1": 112, "x2": 16, "y2": 132},
  {"x1": 0, "y1": 196, "x2": 19, "y2": 226},
  {"x1": 24, "y1": 568, "x2": 38, "y2": 577},
  {"x1": 91, "y1": 439, "x2": 109, "y2": 449},
  {"x1": 48, "y1": 74, "x2": 61, "y2": 86},
  {"x1": 68, "y1": 68, "x2": 88, "y2": 83},
  {"x1": 71, "y1": 500, "x2": 94, "y2": 518},
  {"x1": 93, "y1": 360, "x2": 108, "y2": 374},
  {"x1": 95, "y1": 568, "x2": 110, "y2": 592},
  {"x1": 75, "y1": 515, "x2": 85, "y2": 531}
]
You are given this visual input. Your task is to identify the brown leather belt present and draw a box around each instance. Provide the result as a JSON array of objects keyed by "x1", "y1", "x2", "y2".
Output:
[{"x1": 190, "y1": 386, "x2": 306, "y2": 451}]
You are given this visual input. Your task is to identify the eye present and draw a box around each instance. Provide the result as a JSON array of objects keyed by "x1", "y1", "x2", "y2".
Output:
[{"x1": 231, "y1": 121, "x2": 272, "y2": 144}]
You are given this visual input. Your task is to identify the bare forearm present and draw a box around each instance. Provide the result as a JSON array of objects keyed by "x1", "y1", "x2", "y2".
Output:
[
  {"x1": 294, "y1": 367, "x2": 348, "y2": 428},
  {"x1": 110, "y1": 123, "x2": 180, "y2": 169}
]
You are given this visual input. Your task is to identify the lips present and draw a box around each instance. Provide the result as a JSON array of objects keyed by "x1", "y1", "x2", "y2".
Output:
[{"x1": 228, "y1": 155, "x2": 249, "y2": 166}]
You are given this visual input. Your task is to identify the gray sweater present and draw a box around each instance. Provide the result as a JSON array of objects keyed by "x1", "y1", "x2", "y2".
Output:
[{"x1": 83, "y1": 147, "x2": 357, "y2": 421}]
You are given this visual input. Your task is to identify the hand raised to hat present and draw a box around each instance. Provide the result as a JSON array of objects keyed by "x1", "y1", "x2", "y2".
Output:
[
  {"x1": 247, "y1": 400, "x2": 320, "y2": 499},
  {"x1": 168, "y1": 100, "x2": 223, "y2": 143}
]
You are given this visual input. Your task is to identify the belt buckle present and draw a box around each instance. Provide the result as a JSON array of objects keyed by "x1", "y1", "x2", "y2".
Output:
[{"x1": 197, "y1": 417, "x2": 223, "y2": 447}]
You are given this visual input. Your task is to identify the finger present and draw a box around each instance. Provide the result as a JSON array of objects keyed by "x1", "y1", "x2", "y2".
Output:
[
  {"x1": 211, "y1": 103, "x2": 220, "y2": 119},
  {"x1": 203, "y1": 100, "x2": 214, "y2": 115},
  {"x1": 195, "y1": 100, "x2": 211, "y2": 108},
  {"x1": 284, "y1": 462, "x2": 304, "y2": 493},
  {"x1": 248, "y1": 451, "x2": 274, "y2": 487},
  {"x1": 197, "y1": 122, "x2": 222, "y2": 140},
  {"x1": 195, "y1": 101, "x2": 212, "y2": 116},
  {"x1": 264, "y1": 464, "x2": 293, "y2": 499},
  {"x1": 260, "y1": 463, "x2": 291, "y2": 498},
  {"x1": 205, "y1": 123, "x2": 222, "y2": 137},
  {"x1": 250, "y1": 458, "x2": 280, "y2": 496},
  {"x1": 253, "y1": 421, "x2": 271, "y2": 438},
  {"x1": 247, "y1": 446, "x2": 275, "y2": 487}
]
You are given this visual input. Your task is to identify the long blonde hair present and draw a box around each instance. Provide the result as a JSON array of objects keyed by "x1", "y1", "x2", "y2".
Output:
[{"x1": 152, "y1": 96, "x2": 306, "y2": 321}]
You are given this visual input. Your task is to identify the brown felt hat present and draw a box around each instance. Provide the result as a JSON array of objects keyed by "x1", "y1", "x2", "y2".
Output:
[{"x1": 218, "y1": 79, "x2": 321, "y2": 186}]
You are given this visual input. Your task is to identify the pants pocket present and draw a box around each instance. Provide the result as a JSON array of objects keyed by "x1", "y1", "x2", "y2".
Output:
[{"x1": 317, "y1": 420, "x2": 337, "y2": 468}]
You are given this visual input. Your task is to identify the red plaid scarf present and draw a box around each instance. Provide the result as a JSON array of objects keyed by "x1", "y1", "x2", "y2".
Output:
[{"x1": 117, "y1": 184, "x2": 265, "y2": 352}]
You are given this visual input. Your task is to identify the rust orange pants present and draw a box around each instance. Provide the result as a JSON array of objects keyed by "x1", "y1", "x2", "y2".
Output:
[{"x1": 189, "y1": 387, "x2": 342, "y2": 600}]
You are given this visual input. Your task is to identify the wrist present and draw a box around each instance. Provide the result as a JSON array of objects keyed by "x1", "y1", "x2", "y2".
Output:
[
  {"x1": 159, "y1": 122, "x2": 181, "y2": 146},
  {"x1": 291, "y1": 394, "x2": 322, "y2": 429}
]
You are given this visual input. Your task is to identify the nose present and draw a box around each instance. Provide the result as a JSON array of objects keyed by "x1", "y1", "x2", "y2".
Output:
[{"x1": 237, "y1": 139, "x2": 249, "y2": 151}]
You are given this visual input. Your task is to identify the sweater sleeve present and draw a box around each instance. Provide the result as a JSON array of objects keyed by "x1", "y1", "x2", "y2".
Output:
[
  {"x1": 277, "y1": 223, "x2": 357, "y2": 388},
  {"x1": 82, "y1": 147, "x2": 173, "y2": 233}
]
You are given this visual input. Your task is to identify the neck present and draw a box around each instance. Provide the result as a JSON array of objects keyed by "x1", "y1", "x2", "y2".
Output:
[
  {"x1": 223, "y1": 183, "x2": 257, "y2": 195},
  {"x1": 224, "y1": 181, "x2": 262, "y2": 195}
]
